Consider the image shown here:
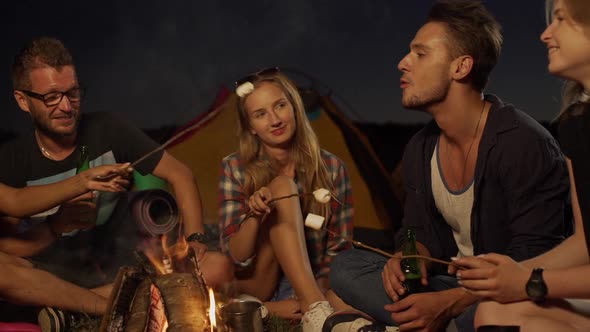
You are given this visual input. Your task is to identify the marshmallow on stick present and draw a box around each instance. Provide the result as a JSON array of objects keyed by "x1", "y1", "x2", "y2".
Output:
[
  {"x1": 304, "y1": 217, "x2": 466, "y2": 270},
  {"x1": 305, "y1": 213, "x2": 326, "y2": 230},
  {"x1": 312, "y1": 188, "x2": 331, "y2": 204}
]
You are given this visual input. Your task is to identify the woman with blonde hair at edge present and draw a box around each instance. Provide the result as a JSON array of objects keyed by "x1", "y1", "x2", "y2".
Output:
[
  {"x1": 452, "y1": 1, "x2": 590, "y2": 331},
  {"x1": 218, "y1": 68, "x2": 355, "y2": 331}
]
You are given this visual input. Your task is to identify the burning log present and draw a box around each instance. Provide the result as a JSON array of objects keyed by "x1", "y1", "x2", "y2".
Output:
[
  {"x1": 100, "y1": 248, "x2": 213, "y2": 332},
  {"x1": 99, "y1": 266, "x2": 145, "y2": 332},
  {"x1": 123, "y1": 279, "x2": 157, "y2": 332},
  {"x1": 153, "y1": 273, "x2": 209, "y2": 331}
]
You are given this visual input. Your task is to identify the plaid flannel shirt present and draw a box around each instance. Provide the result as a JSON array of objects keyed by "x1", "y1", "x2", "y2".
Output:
[{"x1": 218, "y1": 149, "x2": 353, "y2": 279}]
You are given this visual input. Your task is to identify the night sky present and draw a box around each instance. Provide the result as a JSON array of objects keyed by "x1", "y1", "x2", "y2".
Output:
[{"x1": 1, "y1": 1, "x2": 563, "y2": 133}]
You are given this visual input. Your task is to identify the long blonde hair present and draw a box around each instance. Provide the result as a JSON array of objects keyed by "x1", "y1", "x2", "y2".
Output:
[{"x1": 236, "y1": 72, "x2": 333, "y2": 216}]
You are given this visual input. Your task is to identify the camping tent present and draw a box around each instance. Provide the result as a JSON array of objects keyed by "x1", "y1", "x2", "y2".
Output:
[{"x1": 167, "y1": 83, "x2": 402, "y2": 241}]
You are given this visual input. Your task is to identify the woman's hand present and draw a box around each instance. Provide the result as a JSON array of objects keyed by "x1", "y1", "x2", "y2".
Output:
[
  {"x1": 454, "y1": 253, "x2": 531, "y2": 303},
  {"x1": 82, "y1": 163, "x2": 132, "y2": 192},
  {"x1": 248, "y1": 187, "x2": 272, "y2": 217}
]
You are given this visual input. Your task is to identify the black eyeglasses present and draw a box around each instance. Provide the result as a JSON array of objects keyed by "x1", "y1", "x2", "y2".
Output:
[
  {"x1": 20, "y1": 86, "x2": 85, "y2": 107},
  {"x1": 235, "y1": 67, "x2": 280, "y2": 87}
]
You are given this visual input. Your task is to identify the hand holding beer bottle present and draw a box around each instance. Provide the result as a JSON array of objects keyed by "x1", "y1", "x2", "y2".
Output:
[{"x1": 383, "y1": 228, "x2": 429, "y2": 301}]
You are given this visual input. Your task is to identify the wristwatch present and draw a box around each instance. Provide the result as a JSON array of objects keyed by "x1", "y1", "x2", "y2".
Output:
[
  {"x1": 525, "y1": 267, "x2": 547, "y2": 303},
  {"x1": 186, "y1": 232, "x2": 208, "y2": 243}
]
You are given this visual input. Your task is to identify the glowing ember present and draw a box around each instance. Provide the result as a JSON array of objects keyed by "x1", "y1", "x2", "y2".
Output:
[
  {"x1": 148, "y1": 284, "x2": 167, "y2": 332},
  {"x1": 208, "y1": 288, "x2": 217, "y2": 331}
]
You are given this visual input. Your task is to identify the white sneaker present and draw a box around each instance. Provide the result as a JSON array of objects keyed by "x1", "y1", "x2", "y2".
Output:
[
  {"x1": 302, "y1": 301, "x2": 335, "y2": 332},
  {"x1": 331, "y1": 317, "x2": 375, "y2": 332}
]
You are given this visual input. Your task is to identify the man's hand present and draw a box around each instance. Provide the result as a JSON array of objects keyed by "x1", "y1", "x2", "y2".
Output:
[
  {"x1": 382, "y1": 252, "x2": 429, "y2": 301},
  {"x1": 189, "y1": 241, "x2": 209, "y2": 261},
  {"x1": 82, "y1": 163, "x2": 132, "y2": 192},
  {"x1": 47, "y1": 193, "x2": 98, "y2": 234},
  {"x1": 453, "y1": 253, "x2": 531, "y2": 303},
  {"x1": 385, "y1": 291, "x2": 454, "y2": 332}
]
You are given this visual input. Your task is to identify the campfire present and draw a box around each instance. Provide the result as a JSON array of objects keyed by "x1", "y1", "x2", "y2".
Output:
[{"x1": 99, "y1": 235, "x2": 223, "y2": 332}]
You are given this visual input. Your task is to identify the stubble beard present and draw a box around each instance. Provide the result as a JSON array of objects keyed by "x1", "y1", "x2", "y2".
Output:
[
  {"x1": 31, "y1": 109, "x2": 80, "y2": 142},
  {"x1": 402, "y1": 79, "x2": 450, "y2": 111}
]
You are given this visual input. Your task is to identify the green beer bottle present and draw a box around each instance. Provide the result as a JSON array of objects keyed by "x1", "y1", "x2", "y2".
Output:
[
  {"x1": 76, "y1": 145, "x2": 90, "y2": 174},
  {"x1": 400, "y1": 228, "x2": 422, "y2": 297},
  {"x1": 76, "y1": 145, "x2": 94, "y2": 207}
]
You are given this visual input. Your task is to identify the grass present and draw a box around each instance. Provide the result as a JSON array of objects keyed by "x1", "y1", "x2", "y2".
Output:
[
  {"x1": 264, "y1": 315, "x2": 302, "y2": 332},
  {"x1": 71, "y1": 313, "x2": 302, "y2": 331}
]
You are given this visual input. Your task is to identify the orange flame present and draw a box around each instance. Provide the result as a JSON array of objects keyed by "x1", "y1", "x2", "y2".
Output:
[
  {"x1": 141, "y1": 234, "x2": 191, "y2": 275},
  {"x1": 208, "y1": 287, "x2": 216, "y2": 331},
  {"x1": 162, "y1": 233, "x2": 190, "y2": 264},
  {"x1": 143, "y1": 242, "x2": 165, "y2": 275}
]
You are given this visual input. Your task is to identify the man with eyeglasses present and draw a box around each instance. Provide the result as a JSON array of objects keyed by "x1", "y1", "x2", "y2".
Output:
[
  {"x1": 0, "y1": 37, "x2": 233, "y2": 326},
  {"x1": 19, "y1": 87, "x2": 84, "y2": 108}
]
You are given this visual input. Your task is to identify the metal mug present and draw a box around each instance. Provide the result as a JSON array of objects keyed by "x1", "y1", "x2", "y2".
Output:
[{"x1": 222, "y1": 301, "x2": 264, "y2": 332}]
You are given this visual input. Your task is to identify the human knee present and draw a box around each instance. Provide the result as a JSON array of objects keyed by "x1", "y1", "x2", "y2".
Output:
[
  {"x1": 203, "y1": 253, "x2": 235, "y2": 289},
  {"x1": 329, "y1": 249, "x2": 376, "y2": 294},
  {"x1": 268, "y1": 175, "x2": 297, "y2": 197}
]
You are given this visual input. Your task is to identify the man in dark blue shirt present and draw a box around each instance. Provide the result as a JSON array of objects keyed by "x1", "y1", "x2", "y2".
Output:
[{"x1": 328, "y1": 1, "x2": 569, "y2": 331}]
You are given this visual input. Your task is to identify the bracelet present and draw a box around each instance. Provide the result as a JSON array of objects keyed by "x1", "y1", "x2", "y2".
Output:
[{"x1": 186, "y1": 232, "x2": 208, "y2": 243}]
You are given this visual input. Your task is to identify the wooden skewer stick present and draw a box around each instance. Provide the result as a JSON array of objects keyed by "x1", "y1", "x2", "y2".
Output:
[
  {"x1": 234, "y1": 191, "x2": 465, "y2": 270},
  {"x1": 238, "y1": 192, "x2": 332, "y2": 225},
  {"x1": 130, "y1": 105, "x2": 224, "y2": 168},
  {"x1": 324, "y1": 228, "x2": 465, "y2": 270}
]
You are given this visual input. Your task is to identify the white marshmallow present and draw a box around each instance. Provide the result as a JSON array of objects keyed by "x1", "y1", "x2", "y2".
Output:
[
  {"x1": 313, "y1": 188, "x2": 331, "y2": 204},
  {"x1": 305, "y1": 213, "x2": 325, "y2": 230},
  {"x1": 236, "y1": 82, "x2": 255, "y2": 97}
]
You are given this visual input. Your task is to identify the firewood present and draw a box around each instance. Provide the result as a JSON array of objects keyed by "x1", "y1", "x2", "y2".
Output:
[
  {"x1": 124, "y1": 279, "x2": 153, "y2": 331},
  {"x1": 154, "y1": 273, "x2": 209, "y2": 332},
  {"x1": 99, "y1": 266, "x2": 144, "y2": 332}
]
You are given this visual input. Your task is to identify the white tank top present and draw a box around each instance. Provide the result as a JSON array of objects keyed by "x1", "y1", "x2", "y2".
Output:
[{"x1": 431, "y1": 139, "x2": 475, "y2": 257}]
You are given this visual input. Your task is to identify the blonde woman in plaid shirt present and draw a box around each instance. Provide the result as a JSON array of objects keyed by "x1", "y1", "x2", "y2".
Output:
[{"x1": 218, "y1": 68, "x2": 353, "y2": 331}]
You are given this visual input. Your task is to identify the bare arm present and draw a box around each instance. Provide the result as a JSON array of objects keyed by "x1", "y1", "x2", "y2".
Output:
[
  {"x1": 227, "y1": 186, "x2": 270, "y2": 261},
  {"x1": 544, "y1": 264, "x2": 590, "y2": 299},
  {"x1": 455, "y1": 159, "x2": 589, "y2": 303},
  {"x1": 0, "y1": 194, "x2": 98, "y2": 257},
  {"x1": 152, "y1": 152, "x2": 206, "y2": 255},
  {"x1": 523, "y1": 158, "x2": 589, "y2": 269},
  {"x1": 385, "y1": 288, "x2": 479, "y2": 331},
  {"x1": 217, "y1": 157, "x2": 264, "y2": 263},
  {"x1": 0, "y1": 220, "x2": 57, "y2": 256},
  {"x1": 0, "y1": 164, "x2": 130, "y2": 218}
]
